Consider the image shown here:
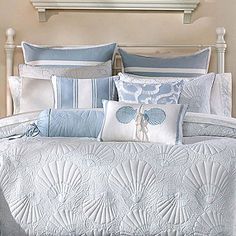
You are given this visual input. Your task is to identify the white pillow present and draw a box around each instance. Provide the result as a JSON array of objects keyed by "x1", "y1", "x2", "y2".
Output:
[
  {"x1": 119, "y1": 72, "x2": 231, "y2": 116},
  {"x1": 9, "y1": 77, "x2": 54, "y2": 114},
  {"x1": 9, "y1": 61, "x2": 112, "y2": 114},
  {"x1": 100, "y1": 100, "x2": 187, "y2": 144}
]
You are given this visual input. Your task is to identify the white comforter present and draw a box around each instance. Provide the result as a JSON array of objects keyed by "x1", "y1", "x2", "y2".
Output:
[{"x1": 0, "y1": 112, "x2": 236, "y2": 236}]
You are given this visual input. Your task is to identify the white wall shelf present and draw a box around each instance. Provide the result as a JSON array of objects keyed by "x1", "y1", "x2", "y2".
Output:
[{"x1": 30, "y1": 0, "x2": 200, "y2": 24}]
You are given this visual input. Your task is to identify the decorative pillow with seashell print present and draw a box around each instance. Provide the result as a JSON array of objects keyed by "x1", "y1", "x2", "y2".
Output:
[{"x1": 99, "y1": 100, "x2": 187, "y2": 144}]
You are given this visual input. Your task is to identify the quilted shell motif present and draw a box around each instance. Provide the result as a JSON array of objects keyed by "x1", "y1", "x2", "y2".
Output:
[{"x1": 0, "y1": 137, "x2": 235, "y2": 235}]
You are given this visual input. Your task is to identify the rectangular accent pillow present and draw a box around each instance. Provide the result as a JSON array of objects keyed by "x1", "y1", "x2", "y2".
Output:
[
  {"x1": 119, "y1": 47, "x2": 211, "y2": 77},
  {"x1": 19, "y1": 60, "x2": 112, "y2": 80},
  {"x1": 118, "y1": 73, "x2": 215, "y2": 114},
  {"x1": 52, "y1": 75, "x2": 118, "y2": 109},
  {"x1": 9, "y1": 61, "x2": 112, "y2": 114},
  {"x1": 100, "y1": 100, "x2": 187, "y2": 144},
  {"x1": 22, "y1": 42, "x2": 117, "y2": 66},
  {"x1": 37, "y1": 109, "x2": 104, "y2": 138},
  {"x1": 114, "y1": 79, "x2": 183, "y2": 104}
]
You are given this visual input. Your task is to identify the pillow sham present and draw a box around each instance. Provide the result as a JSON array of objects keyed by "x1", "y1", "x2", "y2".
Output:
[
  {"x1": 119, "y1": 47, "x2": 211, "y2": 77},
  {"x1": 114, "y1": 79, "x2": 183, "y2": 104},
  {"x1": 19, "y1": 77, "x2": 54, "y2": 113},
  {"x1": 9, "y1": 62, "x2": 112, "y2": 114},
  {"x1": 118, "y1": 73, "x2": 215, "y2": 114},
  {"x1": 52, "y1": 75, "x2": 118, "y2": 109},
  {"x1": 210, "y1": 73, "x2": 232, "y2": 117},
  {"x1": 100, "y1": 100, "x2": 187, "y2": 144},
  {"x1": 37, "y1": 109, "x2": 104, "y2": 137},
  {"x1": 19, "y1": 60, "x2": 112, "y2": 79},
  {"x1": 9, "y1": 76, "x2": 54, "y2": 114},
  {"x1": 22, "y1": 42, "x2": 117, "y2": 66}
]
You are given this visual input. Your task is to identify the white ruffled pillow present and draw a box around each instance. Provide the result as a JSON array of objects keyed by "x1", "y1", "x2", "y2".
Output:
[{"x1": 100, "y1": 100, "x2": 187, "y2": 144}]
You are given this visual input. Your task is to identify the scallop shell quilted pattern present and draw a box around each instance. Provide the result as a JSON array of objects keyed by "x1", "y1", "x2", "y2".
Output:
[
  {"x1": 81, "y1": 229, "x2": 111, "y2": 236},
  {"x1": 46, "y1": 209, "x2": 80, "y2": 234},
  {"x1": 9, "y1": 194, "x2": 42, "y2": 225},
  {"x1": 193, "y1": 211, "x2": 224, "y2": 235},
  {"x1": 157, "y1": 193, "x2": 191, "y2": 224},
  {"x1": 36, "y1": 161, "x2": 82, "y2": 202},
  {"x1": 109, "y1": 160, "x2": 156, "y2": 203},
  {"x1": 43, "y1": 142, "x2": 77, "y2": 156},
  {"x1": 156, "y1": 230, "x2": 185, "y2": 236},
  {"x1": 115, "y1": 142, "x2": 150, "y2": 155},
  {"x1": 155, "y1": 146, "x2": 188, "y2": 168},
  {"x1": 120, "y1": 209, "x2": 150, "y2": 235},
  {"x1": 78, "y1": 144, "x2": 114, "y2": 167},
  {"x1": 0, "y1": 160, "x2": 9, "y2": 195},
  {"x1": 189, "y1": 143, "x2": 224, "y2": 156},
  {"x1": 183, "y1": 161, "x2": 228, "y2": 206},
  {"x1": 83, "y1": 192, "x2": 116, "y2": 225}
]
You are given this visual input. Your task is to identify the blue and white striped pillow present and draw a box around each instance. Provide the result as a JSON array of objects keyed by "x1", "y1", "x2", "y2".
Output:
[
  {"x1": 22, "y1": 42, "x2": 117, "y2": 66},
  {"x1": 52, "y1": 76, "x2": 118, "y2": 109},
  {"x1": 119, "y1": 48, "x2": 211, "y2": 77}
]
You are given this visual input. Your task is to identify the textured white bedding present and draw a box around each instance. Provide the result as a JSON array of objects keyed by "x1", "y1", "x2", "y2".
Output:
[{"x1": 0, "y1": 112, "x2": 236, "y2": 235}]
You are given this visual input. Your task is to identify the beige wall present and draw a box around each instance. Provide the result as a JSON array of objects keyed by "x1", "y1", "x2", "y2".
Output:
[{"x1": 0, "y1": 0, "x2": 235, "y2": 117}]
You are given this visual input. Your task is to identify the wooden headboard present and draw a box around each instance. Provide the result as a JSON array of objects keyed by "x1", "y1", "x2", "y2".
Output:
[{"x1": 5, "y1": 27, "x2": 227, "y2": 116}]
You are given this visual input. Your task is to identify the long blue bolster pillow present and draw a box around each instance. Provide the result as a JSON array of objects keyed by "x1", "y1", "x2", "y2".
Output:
[{"x1": 36, "y1": 109, "x2": 104, "y2": 138}]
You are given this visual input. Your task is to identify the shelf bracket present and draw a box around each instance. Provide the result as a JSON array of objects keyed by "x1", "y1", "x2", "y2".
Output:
[
  {"x1": 38, "y1": 8, "x2": 46, "y2": 22},
  {"x1": 183, "y1": 10, "x2": 192, "y2": 24}
]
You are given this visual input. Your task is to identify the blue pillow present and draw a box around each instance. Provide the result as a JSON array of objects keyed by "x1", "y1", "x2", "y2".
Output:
[
  {"x1": 114, "y1": 79, "x2": 183, "y2": 104},
  {"x1": 52, "y1": 75, "x2": 118, "y2": 109},
  {"x1": 22, "y1": 42, "x2": 117, "y2": 66},
  {"x1": 37, "y1": 109, "x2": 104, "y2": 137},
  {"x1": 119, "y1": 48, "x2": 211, "y2": 77}
]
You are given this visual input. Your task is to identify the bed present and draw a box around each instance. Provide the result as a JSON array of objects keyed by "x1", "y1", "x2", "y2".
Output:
[{"x1": 1, "y1": 27, "x2": 236, "y2": 236}]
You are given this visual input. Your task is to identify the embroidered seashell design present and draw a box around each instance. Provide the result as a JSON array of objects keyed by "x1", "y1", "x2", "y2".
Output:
[
  {"x1": 43, "y1": 142, "x2": 77, "y2": 156},
  {"x1": 157, "y1": 192, "x2": 191, "y2": 224},
  {"x1": 46, "y1": 209, "x2": 80, "y2": 234},
  {"x1": 189, "y1": 143, "x2": 224, "y2": 156},
  {"x1": 115, "y1": 142, "x2": 150, "y2": 155},
  {"x1": 194, "y1": 211, "x2": 225, "y2": 235},
  {"x1": 179, "y1": 79, "x2": 204, "y2": 113},
  {"x1": 7, "y1": 145, "x2": 29, "y2": 163},
  {"x1": 109, "y1": 160, "x2": 156, "y2": 203},
  {"x1": 183, "y1": 161, "x2": 228, "y2": 206},
  {"x1": 156, "y1": 230, "x2": 185, "y2": 236},
  {"x1": 0, "y1": 160, "x2": 10, "y2": 195},
  {"x1": 83, "y1": 192, "x2": 116, "y2": 225},
  {"x1": 120, "y1": 209, "x2": 150, "y2": 235},
  {"x1": 116, "y1": 106, "x2": 137, "y2": 124},
  {"x1": 9, "y1": 194, "x2": 42, "y2": 225},
  {"x1": 36, "y1": 161, "x2": 82, "y2": 203},
  {"x1": 78, "y1": 144, "x2": 114, "y2": 167},
  {"x1": 143, "y1": 108, "x2": 166, "y2": 125},
  {"x1": 81, "y1": 229, "x2": 111, "y2": 236},
  {"x1": 155, "y1": 146, "x2": 188, "y2": 168}
]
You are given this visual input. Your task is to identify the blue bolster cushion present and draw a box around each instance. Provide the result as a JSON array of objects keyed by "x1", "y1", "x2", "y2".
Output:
[{"x1": 37, "y1": 109, "x2": 104, "y2": 138}]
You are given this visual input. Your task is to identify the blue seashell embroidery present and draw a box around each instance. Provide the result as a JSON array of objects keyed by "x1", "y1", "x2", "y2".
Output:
[
  {"x1": 116, "y1": 106, "x2": 137, "y2": 124},
  {"x1": 144, "y1": 108, "x2": 166, "y2": 125}
]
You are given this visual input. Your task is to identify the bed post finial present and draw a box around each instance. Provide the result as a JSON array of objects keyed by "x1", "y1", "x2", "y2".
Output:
[
  {"x1": 5, "y1": 28, "x2": 16, "y2": 116},
  {"x1": 216, "y1": 27, "x2": 226, "y2": 74}
]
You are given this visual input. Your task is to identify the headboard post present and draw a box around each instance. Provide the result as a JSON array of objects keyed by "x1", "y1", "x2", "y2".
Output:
[
  {"x1": 5, "y1": 28, "x2": 16, "y2": 116},
  {"x1": 216, "y1": 27, "x2": 226, "y2": 74}
]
